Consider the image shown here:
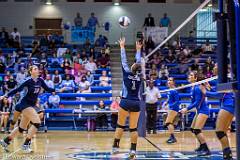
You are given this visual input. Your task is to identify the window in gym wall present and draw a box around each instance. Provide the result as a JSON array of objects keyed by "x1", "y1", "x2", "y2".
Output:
[
  {"x1": 66, "y1": 0, "x2": 85, "y2": 2},
  {"x1": 196, "y1": 7, "x2": 217, "y2": 38},
  {"x1": 147, "y1": 0, "x2": 166, "y2": 3}
]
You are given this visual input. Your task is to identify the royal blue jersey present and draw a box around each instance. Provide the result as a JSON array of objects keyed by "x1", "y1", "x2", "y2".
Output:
[
  {"x1": 5, "y1": 77, "x2": 55, "y2": 106},
  {"x1": 206, "y1": 90, "x2": 234, "y2": 107},
  {"x1": 167, "y1": 90, "x2": 180, "y2": 111},
  {"x1": 121, "y1": 48, "x2": 142, "y2": 101},
  {"x1": 187, "y1": 85, "x2": 209, "y2": 115}
]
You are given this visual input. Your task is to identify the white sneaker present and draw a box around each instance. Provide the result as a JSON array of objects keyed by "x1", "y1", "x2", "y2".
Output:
[
  {"x1": 0, "y1": 139, "x2": 9, "y2": 152},
  {"x1": 21, "y1": 144, "x2": 33, "y2": 153},
  {"x1": 128, "y1": 150, "x2": 136, "y2": 159},
  {"x1": 112, "y1": 147, "x2": 119, "y2": 154}
]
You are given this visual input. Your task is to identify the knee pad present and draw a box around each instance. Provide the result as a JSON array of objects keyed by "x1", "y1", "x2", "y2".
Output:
[
  {"x1": 129, "y1": 128, "x2": 137, "y2": 132},
  {"x1": 165, "y1": 123, "x2": 172, "y2": 128},
  {"x1": 117, "y1": 124, "x2": 126, "y2": 129},
  {"x1": 19, "y1": 127, "x2": 25, "y2": 133},
  {"x1": 216, "y1": 131, "x2": 226, "y2": 140},
  {"x1": 10, "y1": 120, "x2": 16, "y2": 126},
  {"x1": 190, "y1": 128, "x2": 194, "y2": 133},
  {"x1": 192, "y1": 129, "x2": 201, "y2": 136},
  {"x1": 30, "y1": 122, "x2": 41, "y2": 129}
]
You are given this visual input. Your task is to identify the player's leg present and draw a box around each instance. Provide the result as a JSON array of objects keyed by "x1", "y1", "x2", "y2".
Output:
[
  {"x1": 165, "y1": 110, "x2": 178, "y2": 144},
  {"x1": 9, "y1": 111, "x2": 21, "y2": 131}
]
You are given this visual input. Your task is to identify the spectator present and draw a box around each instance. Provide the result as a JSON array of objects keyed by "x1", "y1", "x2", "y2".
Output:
[
  {"x1": 191, "y1": 59, "x2": 200, "y2": 71},
  {"x1": 0, "y1": 97, "x2": 12, "y2": 132},
  {"x1": 177, "y1": 60, "x2": 189, "y2": 74},
  {"x1": 52, "y1": 70, "x2": 62, "y2": 86},
  {"x1": 110, "y1": 96, "x2": 121, "y2": 129},
  {"x1": 63, "y1": 49, "x2": 72, "y2": 61},
  {"x1": 87, "y1": 12, "x2": 100, "y2": 30},
  {"x1": 145, "y1": 80, "x2": 161, "y2": 134},
  {"x1": 44, "y1": 74, "x2": 54, "y2": 88},
  {"x1": 4, "y1": 75, "x2": 17, "y2": 93},
  {"x1": 0, "y1": 27, "x2": 9, "y2": 46},
  {"x1": 99, "y1": 70, "x2": 110, "y2": 87},
  {"x1": 57, "y1": 44, "x2": 67, "y2": 57},
  {"x1": 165, "y1": 51, "x2": 176, "y2": 63},
  {"x1": 86, "y1": 71, "x2": 94, "y2": 85},
  {"x1": 96, "y1": 100, "x2": 108, "y2": 129},
  {"x1": 149, "y1": 64, "x2": 158, "y2": 80},
  {"x1": 145, "y1": 36, "x2": 155, "y2": 55},
  {"x1": 74, "y1": 12, "x2": 83, "y2": 27},
  {"x1": 73, "y1": 53, "x2": 82, "y2": 64},
  {"x1": 202, "y1": 39, "x2": 214, "y2": 53},
  {"x1": 85, "y1": 57, "x2": 97, "y2": 73},
  {"x1": 143, "y1": 13, "x2": 155, "y2": 27},
  {"x1": 10, "y1": 27, "x2": 21, "y2": 43},
  {"x1": 95, "y1": 35, "x2": 107, "y2": 47},
  {"x1": 204, "y1": 56, "x2": 215, "y2": 71},
  {"x1": 78, "y1": 75, "x2": 91, "y2": 93},
  {"x1": 150, "y1": 54, "x2": 160, "y2": 68},
  {"x1": 16, "y1": 67, "x2": 27, "y2": 84},
  {"x1": 159, "y1": 64, "x2": 169, "y2": 80},
  {"x1": 61, "y1": 58, "x2": 72, "y2": 71},
  {"x1": 160, "y1": 13, "x2": 172, "y2": 28},
  {"x1": 48, "y1": 92, "x2": 60, "y2": 109},
  {"x1": 97, "y1": 53, "x2": 109, "y2": 68},
  {"x1": 0, "y1": 59, "x2": 6, "y2": 74},
  {"x1": 60, "y1": 74, "x2": 76, "y2": 93}
]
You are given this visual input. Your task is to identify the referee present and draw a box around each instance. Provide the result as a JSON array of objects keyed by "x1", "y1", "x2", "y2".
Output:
[{"x1": 145, "y1": 80, "x2": 161, "y2": 134}]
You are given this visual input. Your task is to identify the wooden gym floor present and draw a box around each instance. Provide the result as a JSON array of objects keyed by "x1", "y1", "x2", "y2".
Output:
[{"x1": 0, "y1": 131, "x2": 236, "y2": 160}]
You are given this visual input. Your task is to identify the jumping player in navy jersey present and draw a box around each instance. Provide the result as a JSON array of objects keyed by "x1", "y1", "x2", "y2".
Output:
[
  {"x1": 180, "y1": 71, "x2": 211, "y2": 156},
  {"x1": 112, "y1": 37, "x2": 142, "y2": 159},
  {"x1": 0, "y1": 65, "x2": 63, "y2": 153},
  {"x1": 163, "y1": 77, "x2": 180, "y2": 144}
]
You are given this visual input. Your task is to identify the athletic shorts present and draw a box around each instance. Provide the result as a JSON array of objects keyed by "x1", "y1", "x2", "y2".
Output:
[
  {"x1": 197, "y1": 109, "x2": 210, "y2": 116},
  {"x1": 33, "y1": 106, "x2": 44, "y2": 114},
  {"x1": 169, "y1": 107, "x2": 179, "y2": 112},
  {"x1": 221, "y1": 105, "x2": 234, "y2": 115},
  {"x1": 15, "y1": 101, "x2": 34, "y2": 112},
  {"x1": 120, "y1": 99, "x2": 140, "y2": 112}
]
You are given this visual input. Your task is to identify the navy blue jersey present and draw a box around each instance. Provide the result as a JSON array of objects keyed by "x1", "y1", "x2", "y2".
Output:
[
  {"x1": 5, "y1": 77, "x2": 55, "y2": 106},
  {"x1": 187, "y1": 85, "x2": 209, "y2": 115},
  {"x1": 121, "y1": 48, "x2": 142, "y2": 101},
  {"x1": 167, "y1": 90, "x2": 180, "y2": 111}
]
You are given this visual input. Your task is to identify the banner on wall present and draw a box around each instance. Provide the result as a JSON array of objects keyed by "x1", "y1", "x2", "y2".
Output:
[
  {"x1": 71, "y1": 27, "x2": 95, "y2": 43},
  {"x1": 146, "y1": 27, "x2": 168, "y2": 44}
]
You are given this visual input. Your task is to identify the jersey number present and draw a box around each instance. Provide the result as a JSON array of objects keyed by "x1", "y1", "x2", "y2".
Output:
[
  {"x1": 34, "y1": 88, "x2": 40, "y2": 94},
  {"x1": 132, "y1": 81, "x2": 136, "y2": 90}
]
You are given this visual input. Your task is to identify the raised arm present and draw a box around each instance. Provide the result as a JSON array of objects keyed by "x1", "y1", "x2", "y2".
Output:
[
  {"x1": 119, "y1": 37, "x2": 131, "y2": 72},
  {"x1": 40, "y1": 78, "x2": 55, "y2": 93},
  {"x1": 135, "y1": 41, "x2": 142, "y2": 63},
  {"x1": 5, "y1": 79, "x2": 29, "y2": 97}
]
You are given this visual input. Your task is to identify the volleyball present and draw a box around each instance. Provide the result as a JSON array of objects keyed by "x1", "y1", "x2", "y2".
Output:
[{"x1": 118, "y1": 16, "x2": 131, "y2": 29}]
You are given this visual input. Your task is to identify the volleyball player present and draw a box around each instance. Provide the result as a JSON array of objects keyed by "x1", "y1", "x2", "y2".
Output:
[
  {"x1": 180, "y1": 71, "x2": 211, "y2": 156},
  {"x1": 0, "y1": 65, "x2": 62, "y2": 153},
  {"x1": 163, "y1": 77, "x2": 180, "y2": 144},
  {"x1": 112, "y1": 37, "x2": 142, "y2": 159}
]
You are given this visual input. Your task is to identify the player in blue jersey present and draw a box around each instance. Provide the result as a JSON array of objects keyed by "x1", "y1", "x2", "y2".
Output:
[
  {"x1": 0, "y1": 65, "x2": 63, "y2": 153},
  {"x1": 204, "y1": 83, "x2": 234, "y2": 159},
  {"x1": 112, "y1": 37, "x2": 142, "y2": 159},
  {"x1": 180, "y1": 71, "x2": 211, "y2": 156},
  {"x1": 163, "y1": 77, "x2": 180, "y2": 144}
]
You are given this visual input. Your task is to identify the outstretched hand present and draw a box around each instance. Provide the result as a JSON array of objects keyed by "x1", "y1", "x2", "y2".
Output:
[
  {"x1": 136, "y1": 41, "x2": 143, "y2": 51},
  {"x1": 118, "y1": 37, "x2": 125, "y2": 49}
]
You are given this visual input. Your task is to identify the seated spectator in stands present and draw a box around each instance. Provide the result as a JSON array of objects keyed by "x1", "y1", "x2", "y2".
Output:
[
  {"x1": 10, "y1": 27, "x2": 21, "y2": 43},
  {"x1": 110, "y1": 96, "x2": 121, "y2": 129},
  {"x1": 61, "y1": 58, "x2": 72, "y2": 71},
  {"x1": 74, "y1": 12, "x2": 83, "y2": 27},
  {"x1": 81, "y1": 55, "x2": 88, "y2": 65},
  {"x1": 48, "y1": 92, "x2": 60, "y2": 109},
  {"x1": 45, "y1": 74, "x2": 54, "y2": 88},
  {"x1": 89, "y1": 48, "x2": 95, "y2": 59},
  {"x1": 63, "y1": 69, "x2": 75, "y2": 80},
  {"x1": 4, "y1": 75, "x2": 17, "y2": 93},
  {"x1": 40, "y1": 52, "x2": 48, "y2": 66},
  {"x1": 73, "y1": 59, "x2": 82, "y2": 75},
  {"x1": 57, "y1": 44, "x2": 67, "y2": 57},
  {"x1": 204, "y1": 56, "x2": 215, "y2": 71},
  {"x1": 0, "y1": 97, "x2": 12, "y2": 132},
  {"x1": 202, "y1": 39, "x2": 214, "y2": 53},
  {"x1": 150, "y1": 54, "x2": 160, "y2": 68},
  {"x1": 73, "y1": 53, "x2": 82, "y2": 64},
  {"x1": 191, "y1": 59, "x2": 200, "y2": 71},
  {"x1": 96, "y1": 100, "x2": 108, "y2": 129},
  {"x1": 40, "y1": 68, "x2": 49, "y2": 80},
  {"x1": 78, "y1": 75, "x2": 91, "y2": 93},
  {"x1": 159, "y1": 64, "x2": 169, "y2": 80},
  {"x1": 60, "y1": 74, "x2": 76, "y2": 93},
  {"x1": 178, "y1": 60, "x2": 188, "y2": 74},
  {"x1": 16, "y1": 67, "x2": 27, "y2": 84},
  {"x1": 63, "y1": 49, "x2": 72, "y2": 61},
  {"x1": 0, "y1": 27, "x2": 9, "y2": 46},
  {"x1": 145, "y1": 36, "x2": 155, "y2": 55},
  {"x1": 12, "y1": 92, "x2": 21, "y2": 106},
  {"x1": 149, "y1": 64, "x2": 158, "y2": 80},
  {"x1": 86, "y1": 71, "x2": 94, "y2": 85},
  {"x1": 85, "y1": 57, "x2": 97, "y2": 73},
  {"x1": 4, "y1": 71, "x2": 11, "y2": 82},
  {"x1": 143, "y1": 13, "x2": 155, "y2": 27},
  {"x1": 165, "y1": 51, "x2": 176, "y2": 63},
  {"x1": 87, "y1": 12, "x2": 100, "y2": 30},
  {"x1": 99, "y1": 70, "x2": 110, "y2": 87},
  {"x1": 97, "y1": 53, "x2": 109, "y2": 68},
  {"x1": 160, "y1": 13, "x2": 171, "y2": 28},
  {"x1": 52, "y1": 70, "x2": 62, "y2": 86},
  {"x1": 0, "y1": 59, "x2": 6, "y2": 73},
  {"x1": 204, "y1": 66, "x2": 213, "y2": 78},
  {"x1": 95, "y1": 35, "x2": 107, "y2": 47},
  {"x1": 6, "y1": 54, "x2": 14, "y2": 68},
  {"x1": 0, "y1": 50, "x2": 5, "y2": 64}
]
